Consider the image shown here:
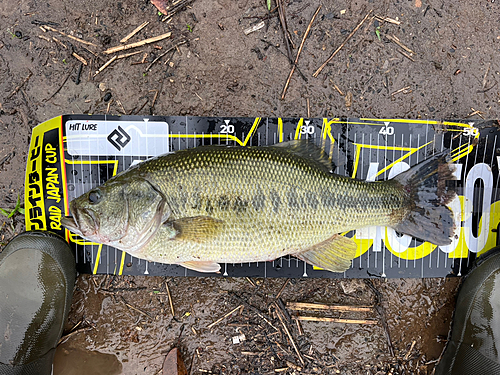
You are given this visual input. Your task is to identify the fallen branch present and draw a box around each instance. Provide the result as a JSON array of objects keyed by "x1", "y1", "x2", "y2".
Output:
[
  {"x1": 43, "y1": 25, "x2": 97, "y2": 47},
  {"x1": 281, "y1": 5, "x2": 321, "y2": 100},
  {"x1": 103, "y1": 32, "x2": 172, "y2": 54},
  {"x1": 274, "y1": 303, "x2": 305, "y2": 366},
  {"x1": 94, "y1": 55, "x2": 117, "y2": 76},
  {"x1": 7, "y1": 71, "x2": 33, "y2": 99},
  {"x1": 145, "y1": 40, "x2": 187, "y2": 71},
  {"x1": 72, "y1": 52, "x2": 88, "y2": 65},
  {"x1": 44, "y1": 69, "x2": 73, "y2": 101},
  {"x1": 385, "y1": 34, "x2": 416, "y2": 55},
  {"x1": 313, "y1": 10, "x2": 372, "y2": 77},
  {"x1": 207, "y1": 305, "x2": 243, "y2": 329},
  {"x1": 277, "y1": 0, "x2": 294, "y2": 64},
  {"x1": 166, "y1": 280, "x2": 175, "y2": 317},
  {"x1": 161, "y1": 0, "x2": 197, "y2": 22},
  {"x1": 58, "y1": 326, "x2": 93, "y2": 345},
  {"x1": 287, "y1": 302, "x2": 373, "y2": 312},
  {"x1": 295, "y1": 316, "x2": 378, "y2": 324},
  {"x1": 374, "y1": 15, "x2": 401, "y2": 25},
  {"x1": 117, "y1": 50, "x2": 144, "y2": 59},
  {"x1": 120, "y1": 21, "x2": 149, "y2": 43}
]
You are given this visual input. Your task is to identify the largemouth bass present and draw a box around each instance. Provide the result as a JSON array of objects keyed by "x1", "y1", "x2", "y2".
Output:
[{"x1": 62, "y1": 141, "x2": 456, "y2": 273}]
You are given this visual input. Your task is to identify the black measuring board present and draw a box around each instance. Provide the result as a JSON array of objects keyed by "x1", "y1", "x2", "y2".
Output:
[{"x1": 24, "y1": 115, "x2": 500, "y2": 278}]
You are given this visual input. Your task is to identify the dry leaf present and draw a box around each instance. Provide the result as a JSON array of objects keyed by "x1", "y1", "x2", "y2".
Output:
[{"x1": 151, "y1": 0, "x2": 169, "y2": 14}]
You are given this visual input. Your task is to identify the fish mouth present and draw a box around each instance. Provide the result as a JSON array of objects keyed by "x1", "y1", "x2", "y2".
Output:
[
  {"x1": 62, "y1": 203, "x2": 98, "y2": 238},
  {"x1": 61, "y1": 215, "x2": 82, "y2": 236}
]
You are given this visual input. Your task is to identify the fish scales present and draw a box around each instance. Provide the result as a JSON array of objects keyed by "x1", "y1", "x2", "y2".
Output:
[
  {"x1": 138, "y1": 146, "x2": 404, "y2": 263},
  {"x1": 62, "y1": 141, "x2": 456, "y2": 273}
]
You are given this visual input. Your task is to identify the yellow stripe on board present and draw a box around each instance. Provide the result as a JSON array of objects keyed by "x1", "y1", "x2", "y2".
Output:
[
  {"x1": 360, "y1": 118, "x2": 478, "y2": 128},
  {"x1": 321, "y1": 118, "x2": 338, "y2": 143},
  {"x1": 64, "y1": 158, "x2": 119, "y2": 272},
  {"x1": 350, "y1": 141, "x2": 432, "y2": 178},
  {"x1": 243, "y1": 117, "x2": 261, "y2": 145},
  {"x1": 118, "y1": 251, "x2": 126, "y2": 275},
  {"x1": 293, "y1": 118, "x2": 305, "y2": 140},
  {"x1": 168, "y1": 117, "x2": 262, "y2": 146},
  {"x1": 278, "y1": 118, "x2": 284, "y2": 143},
  {"x1": 93, "y1": 244, "x2": 103, "y2": 274}
]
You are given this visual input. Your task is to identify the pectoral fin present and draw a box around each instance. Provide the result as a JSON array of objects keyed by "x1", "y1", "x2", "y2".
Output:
[
  {"x1": 295, "y1": 234, "x2": 357, "y2": 272},
  {"x1": 167, "y1": 216, "x2": 223, "y2": 243},
  {"x1": 180, "y1": 261, "x2": 221, "y2": 273}
]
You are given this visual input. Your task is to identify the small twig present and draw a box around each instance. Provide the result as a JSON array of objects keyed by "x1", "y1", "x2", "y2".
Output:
[
  {"x1": 58, "y1": 326, "x2": 93, "y2": 345},
  {"x1": 295, "y1": 319, "x2": 304, "y2": 335},
  {"x1": 104, "y1": 32, "x2": 172, "y2": 54},
  {"x1": 385, "y1": 34, "x2": 416, "y2": 55},
  {"x1": 145, "y1": 40, "x2": 186, "y2": 71},
  {"x1": 329, "y1": 79, "x2": 344, "y2": 96},
  {"x1": 470, "y1": 107, "x2": 485, "y2": 119},
  {"x1": 274, "y1": 304, "x2": 304, "y2": 366},
  {"x1": 166, "y1": 280, "x2": 175, "y2": 317},
  {"x1": 281, "y1": 4, "x2": 321, "y2": 99},
  {"x1": 404, "y1": 340, "x2": 417, "y2": 361},
  {"x1": 120, "y1": 21, "x2": 150, "y2": 43},
  {"x1": 161, "y1": 0, "x2": 197, "y2": 22},
  {"x1": 188, "y1": 349, "x2": 197, "y2": 375},
  {"x1": 38, "y1": 34, "x2": 51, "y2": 42},
  {"x1": 391, "y1": 85, "x2": 411, "y2": 96},
  {"x1": 117, "y1": 50, "x2": 144, "y2": 59},
  {"x1": 72, "y1": 52, "x2": 88, "y2": 65},
  {"x1": 43, "y1": 25, "x2": 97, "y2": 47},
  {"x1": 277, "y1": 0, "x2": 293, "y2": 64},
  {"x1": 287, "y1": 302, "x2": 374, "y2": 312},
  {"x1": 207, "y1": 305, "x2": 244, "y2": 328},
  {"x1": 123, "y1": 299, "x2": 153, "y2": 319},
  {"x1": 151, "y1": 89, "x2": 159, "y2": 110},
  {"x1": 245, "y1": 277, "x2": 256, "y2": 287},
  {"x1": 295, "y1": 316, "x2": 378, "y2": 324},
  {"x1": 306, "y1": 98, "x2": 310, "y2": 117},
  {"x1": 259, "y1": 39, "x2": 308, "y2": 82},
  {"x1": 365, "y1": 280, "x2": 394, "y2": 357},
  {"x1": 476, "y1": 81, "x2": 497, "y2": 93},
  {"x1": 313, "y1": 10, "x2": 372, "y2": 77},
  {"x1": 7, "y1": 71, "x2": 33, "y2": 99},
  {"x1": 52, "y1": 36, "x2": 67, "y2": 49},
  {"x1": 397, "y1": 49, "x2": 415, "y2": 61},
  {"x1": 374, "y1": 15, "x2": 401, "y2": 25},
  {"x1": 275, "y1": 278, "x2": 290, "y2": 299},
  {"x1": 74, "y1": 63, "x2": 83, "y2": 85},
  {"x1": 44, "y1": 69, "x2": 73, "y2": 101},
  {"x1": 0, "y1": 150, "x2": 14, "y2": 168},
  {"x1": 482, "y1": 63, "x2": 491, "y2": 88},
  {"x1": 94, "y1": 55, "x2": 117, "y2": 76}
]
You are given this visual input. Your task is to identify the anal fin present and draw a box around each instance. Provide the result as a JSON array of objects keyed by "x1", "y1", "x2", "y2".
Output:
[
  {"x1": 294, "y1": 234, "x2": 357, "y2": 273},
  {"x1": 180, "y1": 261, "x2": 221, "y2": 273}
]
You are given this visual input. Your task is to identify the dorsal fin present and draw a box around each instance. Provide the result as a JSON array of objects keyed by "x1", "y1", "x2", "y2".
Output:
[{"x1": 271, "y1": 139, "x2": 332, "y2": 172}]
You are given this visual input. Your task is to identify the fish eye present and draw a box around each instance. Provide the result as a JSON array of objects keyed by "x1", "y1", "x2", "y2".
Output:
[{"x1": 88, "y1": 189, "x2": 101, "y2": 204}]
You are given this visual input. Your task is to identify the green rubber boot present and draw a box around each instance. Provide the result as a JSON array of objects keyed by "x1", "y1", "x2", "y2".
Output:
[
  {"x1": 435, "y1": 248, "x2": 500, "y2": 375},
  {"x1": 0, "y1": 231, "x2": 76, "y2": 375}
]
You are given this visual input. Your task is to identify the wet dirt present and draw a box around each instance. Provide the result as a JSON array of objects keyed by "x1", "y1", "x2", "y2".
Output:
[{"x1": 1, "y1": 0, "x2": 498, "y2": 373}]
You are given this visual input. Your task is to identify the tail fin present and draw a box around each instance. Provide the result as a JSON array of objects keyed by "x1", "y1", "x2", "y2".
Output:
[{"x1": 392, "y1": 151, "x2": 457, "y2": 245}]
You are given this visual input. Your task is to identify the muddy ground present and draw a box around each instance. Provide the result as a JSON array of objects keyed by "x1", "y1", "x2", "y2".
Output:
[{"x1": 1, "y1": 0, "x2": 499, "y2": 373}]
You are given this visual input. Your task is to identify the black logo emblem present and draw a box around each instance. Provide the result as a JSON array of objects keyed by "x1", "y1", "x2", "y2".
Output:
[{"x1": 107, "y1": 126, "x2": 131, "y2": 151}]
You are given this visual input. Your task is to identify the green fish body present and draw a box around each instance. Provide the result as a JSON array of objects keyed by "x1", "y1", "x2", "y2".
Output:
[{"x1": 62, "y1": 141, "x2": 456, "y2": 273}]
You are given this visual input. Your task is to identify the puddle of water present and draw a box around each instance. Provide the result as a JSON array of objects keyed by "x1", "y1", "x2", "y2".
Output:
[{"x1": 53, "y1": 342, "x2": 123, "y2": 375}]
